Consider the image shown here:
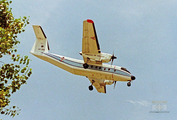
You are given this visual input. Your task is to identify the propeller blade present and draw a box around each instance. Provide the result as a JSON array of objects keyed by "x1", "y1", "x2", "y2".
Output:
[
  {"x1": 114, "y1": 81, "x2": 117, "y2": 89},
  {"x1": 111, "y1": 59, "x2": 113, "y2": 65},
  {"x1": 111, "y1": 53, "x2": 117, "y2": 65}
]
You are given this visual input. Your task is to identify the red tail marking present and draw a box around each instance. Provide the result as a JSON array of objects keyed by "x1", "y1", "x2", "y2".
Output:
[{"x1": 87, "y1": 19, "x2": 94, "y2": 23}]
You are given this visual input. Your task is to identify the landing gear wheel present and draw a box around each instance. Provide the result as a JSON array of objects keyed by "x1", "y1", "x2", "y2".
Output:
[
  {"x1": 88, "y1": 85, "x2": 93, "y2": 91},
  {"x1": 127, "y1": 82, "x2": 131, "y2": 87},
  {"x1": 83, "y1": 63, "x2": 89, "y2": 69}
]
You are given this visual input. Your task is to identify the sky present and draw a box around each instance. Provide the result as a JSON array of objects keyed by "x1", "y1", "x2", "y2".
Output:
[{"x1": 1, "y1": 0, "x2": 177, "y2": 119}]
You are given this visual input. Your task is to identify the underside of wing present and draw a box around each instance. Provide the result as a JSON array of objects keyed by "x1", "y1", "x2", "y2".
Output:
[
  {"x1": 88, "y1": 78, "x2": 106, "y2": 93},
  {"x1": 82, "y1": 19, "x2": 101, "y2": 54}
]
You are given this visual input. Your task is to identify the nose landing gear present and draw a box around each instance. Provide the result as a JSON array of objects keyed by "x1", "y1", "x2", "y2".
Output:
[
  {"x1": 127, "y1": 75, "x2": 135, "y2": 87},
  {"x1": 127, "y1": 81, "x2": 131, "y2": 87}
]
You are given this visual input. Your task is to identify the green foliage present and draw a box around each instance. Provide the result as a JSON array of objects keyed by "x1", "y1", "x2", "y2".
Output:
[
  {"x1": 0, "y1": 0, "x2": 29, "y2": 57},
  {"x1": 0, "y1": 0, "x2": 32, "y2": 118}
]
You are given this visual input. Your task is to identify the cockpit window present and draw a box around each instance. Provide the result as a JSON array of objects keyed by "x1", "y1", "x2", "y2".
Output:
[{"x1": 121, "y1": 67, "x2": 131, "y2": 74}]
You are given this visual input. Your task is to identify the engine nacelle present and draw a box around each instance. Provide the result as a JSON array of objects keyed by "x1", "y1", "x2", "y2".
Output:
[
  {"x1": 80, "y1": 52, "x2": 112, "y2": 63},
  {"x1": 100, "y1": 53, "x2": 112, "y2": 63},
  {"x1": 104, "y1": 80, "x2": 114, "y2": 85}
]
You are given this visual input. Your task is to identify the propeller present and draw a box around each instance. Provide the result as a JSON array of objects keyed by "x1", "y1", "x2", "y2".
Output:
[
  {"x1": 111, "y1": 52, "x2": 117, "y2": 65},
  {"x1": 113, "y1": 81, "x2": 117, "y2": 89}
]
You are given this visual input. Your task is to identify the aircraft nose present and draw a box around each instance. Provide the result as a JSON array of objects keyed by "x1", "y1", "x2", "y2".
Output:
[{"x1": 131, "y1": 76, "x2": 136, "y2": 80}]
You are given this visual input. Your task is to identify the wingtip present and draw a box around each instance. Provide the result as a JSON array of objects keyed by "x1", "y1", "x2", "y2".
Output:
[{"x1": 87, "y1": 19, "x2": 94, "y2": 23}]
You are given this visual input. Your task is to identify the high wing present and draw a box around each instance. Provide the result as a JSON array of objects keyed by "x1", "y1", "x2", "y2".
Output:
[
  {"x1": 82, "y1": 19, "x2": 101, "y2": 64},
  {"x1": 88, "y1": 77, "x2": 106, "y2": 93},
  {"x1": 82, "y1": 19, "x2": 101, "y2": 54}
]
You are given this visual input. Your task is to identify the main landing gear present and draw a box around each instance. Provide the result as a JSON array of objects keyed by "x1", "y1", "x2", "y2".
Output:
[
  {"x1": 88, "y1": 85, "x2": 93, "y2": 91},
  {"x1": 88, "y1": 80, "x2": 94, "y2": 91},
  {"x1": 83, "y1": 57, "x2": 90, "y2": 69},
  {"x1": 83, "y1": 63, "x2": 89, "y2": 69}
]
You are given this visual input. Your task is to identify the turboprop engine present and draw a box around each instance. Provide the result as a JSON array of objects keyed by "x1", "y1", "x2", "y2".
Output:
[
  {"x1": 80, "y1": 52, "x2": 116, "y2": 63},
  {"x1": 104, "y1": 80, "x2": 114, "y2": 85}
]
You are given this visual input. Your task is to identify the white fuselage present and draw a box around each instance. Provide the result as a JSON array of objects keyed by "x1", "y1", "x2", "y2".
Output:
[{"x1": 31, "y1": 52, "x2": 132, "y2": 82}]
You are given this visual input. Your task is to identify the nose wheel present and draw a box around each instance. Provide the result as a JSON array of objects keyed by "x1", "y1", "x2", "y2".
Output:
[{"x1": 127, "y1": 82, "x2": 131, "y2": 87}]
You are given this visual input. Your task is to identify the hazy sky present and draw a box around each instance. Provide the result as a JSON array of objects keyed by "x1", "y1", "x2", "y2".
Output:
[{"x1": 2, "y1": 0, "x2": 177, "y2": 119}]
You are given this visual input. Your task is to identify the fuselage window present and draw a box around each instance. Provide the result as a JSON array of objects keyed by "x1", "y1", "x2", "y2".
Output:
[{"x1": 121, "y1": 67, "x2": 131, "y2": 73}]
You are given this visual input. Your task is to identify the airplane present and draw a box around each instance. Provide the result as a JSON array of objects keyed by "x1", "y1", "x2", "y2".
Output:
[{"x1": 30, "y1": 19, "x2": 136, "y2": 93}]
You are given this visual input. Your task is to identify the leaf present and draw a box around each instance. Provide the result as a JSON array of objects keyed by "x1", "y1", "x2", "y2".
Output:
[{"x1": 1, "y1": 111, "x2": 5, "y2": 114}]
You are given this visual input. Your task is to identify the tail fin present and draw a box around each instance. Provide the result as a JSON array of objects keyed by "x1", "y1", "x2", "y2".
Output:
[{"x1": 30, "y1": 25, "x2": 50, "y2": 55}]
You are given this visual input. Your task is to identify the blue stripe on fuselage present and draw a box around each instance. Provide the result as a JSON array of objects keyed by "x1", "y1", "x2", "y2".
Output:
[{"x1": 43, "y1": 53, "x2": 131, "y2": 77}]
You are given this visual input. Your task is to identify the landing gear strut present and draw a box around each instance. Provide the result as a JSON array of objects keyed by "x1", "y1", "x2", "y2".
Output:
[
  {"x1": 88, "y1": 85, "x2": 93, "y2": 91},
  {"x1": 88, "y1": 80, "x2": 94, "y2": 91},
  {"x1": 83, "y1": 57, "x2": 90, "y2": 69},
  {"x1": 127, "y1": 82, "x2": 131, "y2": 87}
]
